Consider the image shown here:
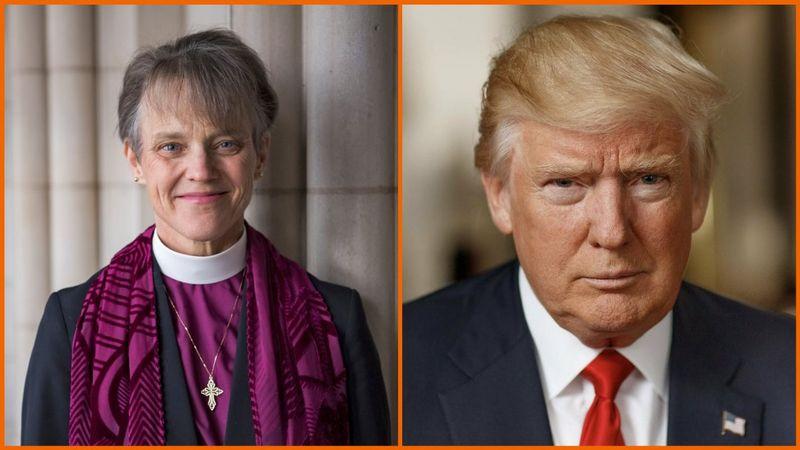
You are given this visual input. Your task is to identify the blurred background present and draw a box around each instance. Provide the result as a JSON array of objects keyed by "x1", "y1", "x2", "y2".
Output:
[
  {"x1": 6, "y1": 5, "x2": 396, "y2": 443},
  {"x1": 403, "y1": 5, "x2": 795, "y2": 315}
]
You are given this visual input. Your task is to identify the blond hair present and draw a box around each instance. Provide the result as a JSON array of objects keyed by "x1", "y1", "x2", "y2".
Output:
[{"x1": 475, "y1": 15, "x2": 727, "y2": 187}]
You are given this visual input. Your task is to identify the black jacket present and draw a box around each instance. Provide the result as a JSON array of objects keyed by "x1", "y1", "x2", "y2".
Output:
[
  {"x1": 403, "y1": 261, "x2": 794, "y2": 445},
  {"x1": 22, "y1": 261, "x2": 390, "y2": 445}
]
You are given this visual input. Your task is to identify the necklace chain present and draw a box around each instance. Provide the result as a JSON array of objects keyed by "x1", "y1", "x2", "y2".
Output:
[{"x1": 165, "y1": 270, "x2": 246, "y2": 411}]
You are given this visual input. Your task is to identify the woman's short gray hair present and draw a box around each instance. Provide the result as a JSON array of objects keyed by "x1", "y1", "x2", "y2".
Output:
[
  {"x1": 118, "y1": 29, "x2": 278, "y2": 155},
  {"x1": 475, "y1": 15, "x2": 727, "y2": 188}
]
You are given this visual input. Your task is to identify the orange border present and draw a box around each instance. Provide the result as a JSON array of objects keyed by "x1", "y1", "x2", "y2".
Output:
[
  {"x1": 4, "y1": 0, "x2": 400, "y2": 4},
  {"x1": 1, "y1": 5, "x2": 5, "y2": 448},
  {"x1": 795, "y1": 4, "x2": 799, "y2": 447},
  {"x1": 397, "y1": 3, "x2": 404, "y2": 447},
  {"x1": 401, "y1": 0, "x2": 792, "y2": 3}
]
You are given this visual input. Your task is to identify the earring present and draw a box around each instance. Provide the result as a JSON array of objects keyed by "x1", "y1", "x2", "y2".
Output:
[{"x1": 133, "y1": 177, "x2": 139, "y2": 182}]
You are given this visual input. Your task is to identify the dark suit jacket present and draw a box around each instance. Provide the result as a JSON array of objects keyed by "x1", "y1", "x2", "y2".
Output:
[
  {"x1": 22, "y1": 261, "x2": 390, "y2": 445},
  {"x1": 403, "y1": 261, "x2": 795, "y2": 445}
]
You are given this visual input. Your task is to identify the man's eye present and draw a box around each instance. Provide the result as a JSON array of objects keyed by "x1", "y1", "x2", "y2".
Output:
[
  {"x1": 640, "y1": 174, "x2": 663, "y2": 185},
  {"x1": 553, "y1": 179, "x2": 574, "y2": 188}
]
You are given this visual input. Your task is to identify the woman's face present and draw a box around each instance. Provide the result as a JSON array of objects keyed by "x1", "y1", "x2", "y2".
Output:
[{"x1": 125, "y1": 100, "x2": 266, "y2": 256}]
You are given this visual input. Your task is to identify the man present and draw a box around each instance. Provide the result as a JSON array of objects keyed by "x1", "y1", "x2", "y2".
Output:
[{"x1": 403, "y1": 15, "x2": 794, "y2": 445}]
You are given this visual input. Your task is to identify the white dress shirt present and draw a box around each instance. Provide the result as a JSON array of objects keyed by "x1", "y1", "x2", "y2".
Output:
[
  {"x1": 519, "y1": 267, "x2": 671, "y2": 445},
  {"x1": 152, "y1": 228, "x2": 247, "y2": 284}
]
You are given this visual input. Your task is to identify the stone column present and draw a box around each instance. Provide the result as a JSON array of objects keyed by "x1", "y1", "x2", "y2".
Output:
[
  {"x1": 137, "y1": 6, "x2": 184, "y2": 48},
  {"x1": 46, "y1": 6, "x2": 98, "y2": 289},
  {"x1": 236, "y1": 6, "x2": 306, "y2": 262},
  {"x1": 303, "y1": 6, "x2": 397, "y2": 439},
  {"x1": 184, "y1": 5, "x2": 230, "y2": 32},
  {"x1": 96, "y1": 6, "x2": 141, "y2": 264},
  {"x1": 6, "y1": 7, "x2": 49, "y2": 444}
]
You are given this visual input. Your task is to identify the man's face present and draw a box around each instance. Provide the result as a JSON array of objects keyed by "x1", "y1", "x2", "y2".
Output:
[{"x1": 483, "y1": 121, "x2": 709, "y2": 348}]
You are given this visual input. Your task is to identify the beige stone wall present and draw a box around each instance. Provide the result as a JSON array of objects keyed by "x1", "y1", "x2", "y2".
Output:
[{"x1": 5, "y1": 5, "x2": 397, "y2": 443}]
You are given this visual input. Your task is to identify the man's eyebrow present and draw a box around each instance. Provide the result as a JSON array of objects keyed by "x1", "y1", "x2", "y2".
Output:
[
  {"x1": 621, "y1": 154, "x2": 683, "y2": 174},
  {"x1": 531, "y1": 161, "x2": 593, "y2": 178},
  {"x1": 529, "y1": 154, "x2": 682, "y2": 178}
]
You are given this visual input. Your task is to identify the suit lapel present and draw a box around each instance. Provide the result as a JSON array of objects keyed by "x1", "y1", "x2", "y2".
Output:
[
  {"x1": 667, "y1": 284, "x2": 763, "y2": 445},
  {"x1": 153, "y1": 261, "x2": 198, "y2": 445},
  {"x1": 438, "y1": 263, "x2": 553, "y2": 445}
]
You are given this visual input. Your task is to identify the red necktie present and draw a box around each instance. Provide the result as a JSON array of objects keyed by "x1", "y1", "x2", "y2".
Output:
[{"x1": 580, "y1": 349, "x2": 634, "y2": 446}]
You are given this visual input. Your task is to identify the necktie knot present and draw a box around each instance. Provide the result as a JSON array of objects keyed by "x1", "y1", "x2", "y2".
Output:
[
  {"x1": 579, "y1": 349, "x2": 634, "y2": 445},
  {"x1": 582, "y1": 349, "x2": 634, "y2": 399}
]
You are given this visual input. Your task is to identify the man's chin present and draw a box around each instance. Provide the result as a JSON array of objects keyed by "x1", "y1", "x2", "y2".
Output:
[
  {"x1": 576, "y1": 331, "x2": 641, "y2": 349},
  {"x1": 565, "y1": 316, "x2": 648, "y2": 348}
]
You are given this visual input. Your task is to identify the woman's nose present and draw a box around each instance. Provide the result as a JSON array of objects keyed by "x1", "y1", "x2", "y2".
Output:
[{"x1": 185, "y1": 147, "x2": 217, "y2": 181}]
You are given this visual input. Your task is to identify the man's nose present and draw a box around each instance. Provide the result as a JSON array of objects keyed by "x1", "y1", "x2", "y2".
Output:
[
  {"x1": 186, "y1": 146, "x2": 217, "y2": 181},
  {"x1": 587, "y1": 182, "x2": 630, "y2": 249}
]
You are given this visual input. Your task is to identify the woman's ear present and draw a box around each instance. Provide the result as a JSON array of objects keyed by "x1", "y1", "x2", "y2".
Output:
[
  {"x1": 256, "y1": 133, "x2": 270, "y2": 179},
  {"x1": 123, "y1": 140, "x2": 144, "y2": 183}
]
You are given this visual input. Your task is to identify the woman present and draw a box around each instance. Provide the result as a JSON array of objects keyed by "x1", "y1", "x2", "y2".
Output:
[{"x1": 21, "y1": 29, "x2": 390, "y2": 445}]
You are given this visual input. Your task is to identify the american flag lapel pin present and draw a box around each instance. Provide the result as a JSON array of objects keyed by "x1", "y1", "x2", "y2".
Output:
[{"x1": 721, "y1": 411, "x2": 746, "y2": 436}]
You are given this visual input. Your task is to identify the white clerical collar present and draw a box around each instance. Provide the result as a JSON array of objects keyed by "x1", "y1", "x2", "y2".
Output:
[
  {"x1": 519, "y1": 266, "x2": 672, "y2": 401},
  {"x1": 152, "y1": 228, "x2": 247, "y2": 285}
]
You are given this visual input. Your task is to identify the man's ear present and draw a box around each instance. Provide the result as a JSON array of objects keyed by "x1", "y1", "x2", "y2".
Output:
[
  {"x1": 691, "y1": 182, "x2": 711, "y2": 232},
  {"x1": 123, "y1": 140, "x2": 143, "y2": 183},
  {"x1": 481, "y1": 171, "x2": 513, "y2": 235}
]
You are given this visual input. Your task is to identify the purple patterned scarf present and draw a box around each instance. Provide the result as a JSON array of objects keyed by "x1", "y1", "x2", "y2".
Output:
[{"x1": 67, "y1": 224, "x2": 349, "y2": 445}]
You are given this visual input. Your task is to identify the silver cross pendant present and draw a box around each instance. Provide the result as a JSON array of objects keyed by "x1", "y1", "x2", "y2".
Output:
[{"x1": 201, "y1": 376, "x2": 223, "y2": 411}]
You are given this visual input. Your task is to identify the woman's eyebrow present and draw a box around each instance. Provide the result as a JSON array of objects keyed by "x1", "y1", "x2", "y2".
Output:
[
  {"x1": 150, "y1": 130, "x2": 248, "y2": 143},
  {"x1": 152, "y1": 131, "x2": 186, "y2": 141},
  {"x1": 208, "y1": 129, "x2": 248, "y2": 139}
]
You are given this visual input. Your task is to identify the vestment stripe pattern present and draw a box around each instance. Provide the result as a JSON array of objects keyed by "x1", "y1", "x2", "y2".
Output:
[
  {"x1": 68, "y1": 233, "x2": 167, "y2": 445},
  {"x1": 68, "y1": 224, "x2": 350, "y2": 445},
  {"x1": 244, "y1": 228, "x2": 349, "y2": 444}
]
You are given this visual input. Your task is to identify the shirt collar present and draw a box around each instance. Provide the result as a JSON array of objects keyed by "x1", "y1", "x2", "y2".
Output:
[
  {"x1": 519, "y1": 266, "x2": 671, "y2": 400},
  {"x1": 152, "y1": 228, "x2": 247, "y2": 285}
]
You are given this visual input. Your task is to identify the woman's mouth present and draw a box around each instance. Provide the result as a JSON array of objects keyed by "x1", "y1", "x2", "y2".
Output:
[{"x1": 176, "y1": 192, "x2": 227, "y2": 204}]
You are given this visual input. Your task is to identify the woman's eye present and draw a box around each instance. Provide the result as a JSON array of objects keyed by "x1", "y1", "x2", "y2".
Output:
[
  {"x1": 216, "y1": 140, "x2": 241, "y2": 152},
  {"x1": 159, "y1": 143, "x2": 181, "y2": 152}
]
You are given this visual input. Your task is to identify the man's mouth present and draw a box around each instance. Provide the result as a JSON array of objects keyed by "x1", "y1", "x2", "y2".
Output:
[{"x1": 581, "y1": 271, "x2": 644, "y2": 290}]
